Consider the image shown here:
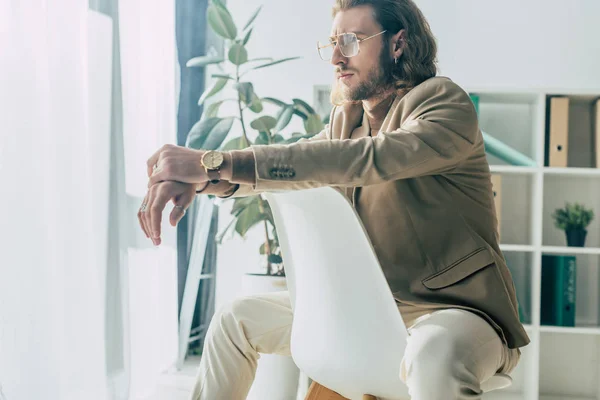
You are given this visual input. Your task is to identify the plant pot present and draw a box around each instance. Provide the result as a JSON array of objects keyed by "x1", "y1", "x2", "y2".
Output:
[{"x1": 565, "y1": 229, "x2": 587, "y2": 247}]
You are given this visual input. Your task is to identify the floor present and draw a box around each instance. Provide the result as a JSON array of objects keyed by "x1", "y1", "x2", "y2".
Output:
[{"x1": 142, "y1": 356, "x2": 200, "y2": 400}]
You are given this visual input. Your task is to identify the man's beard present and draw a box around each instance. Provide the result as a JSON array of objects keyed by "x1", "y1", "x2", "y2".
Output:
[{"x1": 342, "y1": 51, "x2": 395, "y2": 101}]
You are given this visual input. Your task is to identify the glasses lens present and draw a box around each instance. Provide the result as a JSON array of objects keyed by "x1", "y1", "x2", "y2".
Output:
[
  {"x1": 317, "y1": 40, "x2": 334, "y2": 61},
  {"x1": 338, "y1": 33, "x2": 358, "y2": 57}
]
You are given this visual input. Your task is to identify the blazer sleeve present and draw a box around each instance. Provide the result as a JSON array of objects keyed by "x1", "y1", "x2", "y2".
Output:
[
  {"x1": 245, "y1": 79, "x2": 480, "y2": 191},
  {"x1": 205, "y1": 119, "x2": 333, "y2": 199}
]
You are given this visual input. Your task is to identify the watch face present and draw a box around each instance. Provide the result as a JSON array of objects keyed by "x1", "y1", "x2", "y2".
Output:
[{"x1": 203, "y1": 151, "x2": 224, "y2": 169}]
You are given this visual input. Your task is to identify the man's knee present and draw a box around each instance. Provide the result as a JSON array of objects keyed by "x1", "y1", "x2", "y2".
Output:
[{"x1": 208, "y1": 296, "x2": 256, "y2": 337}]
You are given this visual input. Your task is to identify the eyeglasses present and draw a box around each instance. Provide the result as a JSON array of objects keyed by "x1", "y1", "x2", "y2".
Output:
[{"x1": 317, "y1": 30, "x2": 387, "y2": 61}]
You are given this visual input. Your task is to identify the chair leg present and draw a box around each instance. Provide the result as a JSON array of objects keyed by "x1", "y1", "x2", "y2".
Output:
[{"x1": 304, "y1": 382, "x2": 348, "y2": 400}]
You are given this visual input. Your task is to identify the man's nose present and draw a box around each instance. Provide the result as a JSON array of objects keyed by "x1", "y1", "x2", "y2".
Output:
[{"x1": 330, "y1": 43, "x2": 348, "y2": 67}]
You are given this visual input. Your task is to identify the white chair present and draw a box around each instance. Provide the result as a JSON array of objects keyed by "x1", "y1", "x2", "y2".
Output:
[{"x1": 264, "y1": 187, "x2": 512, "y2": 400}]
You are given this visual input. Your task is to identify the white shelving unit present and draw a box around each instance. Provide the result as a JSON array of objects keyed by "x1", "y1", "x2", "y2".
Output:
[{"x1": 470, "y1": 87, "x2": 600, "y2": 399}]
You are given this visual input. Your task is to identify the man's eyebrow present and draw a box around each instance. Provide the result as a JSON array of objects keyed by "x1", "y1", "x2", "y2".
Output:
[{"x1": 329, "y1": 30, "x2": 368, "y2": 38}]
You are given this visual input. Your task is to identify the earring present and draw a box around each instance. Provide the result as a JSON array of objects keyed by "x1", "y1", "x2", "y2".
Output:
[{"x1": 394, "y1": 57, "x2": 398, "y2": 65}]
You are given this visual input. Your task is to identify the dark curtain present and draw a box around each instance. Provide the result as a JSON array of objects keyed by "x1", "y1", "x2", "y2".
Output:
[{"x1": 175, "y1": 0, "x2": 217, "y2": 352}]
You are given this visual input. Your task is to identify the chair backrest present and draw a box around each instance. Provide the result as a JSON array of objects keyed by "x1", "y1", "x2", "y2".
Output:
[{"x1": 264, "y1": 187, "x2": 409, "y2": 400}]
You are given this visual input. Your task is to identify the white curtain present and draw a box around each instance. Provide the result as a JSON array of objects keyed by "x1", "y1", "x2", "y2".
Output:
[
  {"x1": 0, "y1": 1, "x2": 179, "y2": 399},
  {"x1": 117, "y1": 0, "x2": 180, "y2": 396},
  {"x1": 0, "y1": 1, "x2": 109, "y2": 399}
]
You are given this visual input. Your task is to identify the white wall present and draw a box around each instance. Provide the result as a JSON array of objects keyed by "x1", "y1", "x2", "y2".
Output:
[
  {"x1": 226, "y1": 0, "x2": 600, "y2": 98},
  {"x1": 215, "y1": 0, "x2": 600, "y2": 308}
]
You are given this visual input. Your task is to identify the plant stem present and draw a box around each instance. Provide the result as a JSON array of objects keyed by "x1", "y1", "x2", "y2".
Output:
[
  {"x1": 263, "y1": 219, "x2": 272, "y2": 276},
  {"x1": 235, "y1": 64, "x2": 250, "y2": 147},
  {"x1": 258, "y1": 197, "x2": 272, "y2": 275}
]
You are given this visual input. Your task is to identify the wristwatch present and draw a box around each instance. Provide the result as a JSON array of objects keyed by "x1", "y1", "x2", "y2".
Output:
[{"x1": 201, "y1": 150, "x2": 225, "y2": 184}]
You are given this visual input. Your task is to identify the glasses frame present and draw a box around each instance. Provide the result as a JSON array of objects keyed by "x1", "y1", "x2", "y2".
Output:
[{"x1": 317, "y1": 30, "x2": 387, "y2": 61}]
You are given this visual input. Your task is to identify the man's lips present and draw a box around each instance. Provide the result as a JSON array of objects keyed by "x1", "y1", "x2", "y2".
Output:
[{"x1": 338, "y1": 73, "x2": 354, "y2": 79}]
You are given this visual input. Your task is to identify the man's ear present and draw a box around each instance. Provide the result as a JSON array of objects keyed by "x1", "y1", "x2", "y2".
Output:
[{"x1": 392, "y1": 29, "x2": 406, "y2": 58}]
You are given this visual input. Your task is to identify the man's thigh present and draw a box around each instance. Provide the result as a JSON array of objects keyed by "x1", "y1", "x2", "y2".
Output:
[
  {"x1": 220, "y1": 290, "x2": 293, "y2": 356},
  {"x1": 400, "y1": 309, "x2": 505, "y2": 384}
]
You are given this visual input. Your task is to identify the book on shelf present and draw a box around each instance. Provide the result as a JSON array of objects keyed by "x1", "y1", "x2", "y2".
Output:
[
  {"x1": 545, "y1": 96, "x2": 570, "y2": 167},
  {"x1": 541, "y1": 254, "x2": 577, "y2": 327},
  {"x1": 469, "y1": 93, "x2": 537, "y2": 167}
]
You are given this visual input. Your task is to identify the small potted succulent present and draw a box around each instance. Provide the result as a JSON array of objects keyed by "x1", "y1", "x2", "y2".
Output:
[{"x1": 551, "y1": 202, "x2": 595, "y2": 247}]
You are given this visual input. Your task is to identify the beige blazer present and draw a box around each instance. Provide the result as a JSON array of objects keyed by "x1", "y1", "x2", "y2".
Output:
[{"x1": 217, "y1": 76, "x2": 530, "y2": 350}]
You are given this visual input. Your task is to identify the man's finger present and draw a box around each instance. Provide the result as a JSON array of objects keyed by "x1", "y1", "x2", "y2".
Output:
[
  {"x1": 138, "y1": 195, "x2": 151, "y2": 239},
  {"x1": 149, "y1": 184, "x2": 172, "y2": 242},
  {"x1": 169, "y1": 192, "x2": 195, "y2": 227},
  {"x1": 146, "y1": 145, "x2": 169, "y2": 177},
  {"x1": 148, "y1": 168, "x2": 166, "y2": 188},
  {"x1": 144, "y1": 187, "x2": 159, "y2": 245}
]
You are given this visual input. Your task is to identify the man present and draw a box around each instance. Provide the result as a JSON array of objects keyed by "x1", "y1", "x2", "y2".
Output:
[{"x1": 139, "y1": 0, "x2": 530, "y2": 398}]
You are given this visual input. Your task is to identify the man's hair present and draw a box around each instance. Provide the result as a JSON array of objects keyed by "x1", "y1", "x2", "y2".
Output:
[{"x1": 332, "y1": 0, "x2": 438, "y2": 92}]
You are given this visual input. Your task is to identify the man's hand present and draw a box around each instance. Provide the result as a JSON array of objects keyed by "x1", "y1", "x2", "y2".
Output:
[
  {"x1": 138, "y1": 181, "x2": 196, "y2": 246},
  {"x1": 147, "y1": 144, "x2": 208, "y2": 188}
]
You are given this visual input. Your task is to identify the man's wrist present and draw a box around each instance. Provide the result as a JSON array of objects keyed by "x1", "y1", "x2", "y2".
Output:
[
  {"x1": 220, "y1": 151, "x2": 233, "y2": 181},
  {"x1": 196, "y1": 181, "x2": 209, "y2": 193}
]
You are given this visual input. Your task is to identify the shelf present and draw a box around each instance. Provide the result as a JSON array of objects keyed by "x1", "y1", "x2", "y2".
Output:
[
  {"x1": 500, "y1": 244, "x2": 536, "y2": 252},
  {"x1": 540, "y1": 325, "x2": 600, "y2": 335},
  {"x1": 543, "y1": 167, "x2": 600, "y2": 176},
  {"x1": 541, "y1": 246, "x2": 600, "y2": 255},
  {"x1": 490, "y1": 165, "x2": 539, "y2": 174}
]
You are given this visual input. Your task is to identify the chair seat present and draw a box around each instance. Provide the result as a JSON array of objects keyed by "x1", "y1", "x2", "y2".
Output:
[{"x1": 481, "y1": 373, "x2": 512, "y2": 393}]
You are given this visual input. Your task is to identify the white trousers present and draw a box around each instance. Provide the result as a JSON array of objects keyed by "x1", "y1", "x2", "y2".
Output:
[{"x1": 189, "y1": 291, "x2": 518, "y2": 400}]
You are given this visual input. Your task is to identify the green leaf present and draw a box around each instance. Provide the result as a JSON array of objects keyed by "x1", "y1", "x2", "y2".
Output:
[
  {"x1": 221, "y1": 136, "x2": 249, "y2": 151},
  {"x1": 254, "y1": 131, "x2": 269, "y2": 145},
  {"x1": 198, "y1": 78, "x2": 228, "y2": 105},
  {"x1": 207, "y1": 3, "x2": 237, "y2": 40},
  {"x1": 251, "y1": 57, "x2": 301, "y2": 71},
  {"x1": 282, "y1": 133, "x2": 314, "y2": 144},
  {"x1": 272, "y1": 134, "x2": 285, "y2": 143},
  {"x1": 293, "y1": 98, "x2": 317, "y2": 115},
  {"x1": 203, "y1": 117, "x2": 235, "y2": 150},
  {"x1": 232, "y1": 196, "x2": 258, "y2": 215},
  {"x1": 242, "y1": 28, "x2": 253, "y2": 46},
  {"x1": 262, "y1": 97, "x2": 288, "y2": 108},
  {"x1": 304, "y1": 114, "x2": 325, "y2": 134},
  {"x1": 211, "y1": 74, "x2": 234, "y2": 80},
  {"x1": 211, "y1": 0, "x2": 228, "y2": 10},
  {"x1": 186, "y1": 56, "x2": 224, "y2": 68},
  {"x1": 235, "y1": 201, "x2": 265, "y2": 237},
  {"x1": 234, "y1": 82, "x2": 255, "y2": 104},
  {"x1": 248, "y1": 96, "x2": 263, "y2": 113},
  {"x1": 243, "y1": 5, "x2": 262, "y2": 31},
  {"x1": 203, "y1": 100, "x2": 224, "y2": 119},
  {"x1": 274, "y1": 105, "x2": 295, "y2": 132},
  {"x1": 268, "y1": 254, "x2": 283, "y2": 264},
  {"x1": 228, "y1": 43, "x2": 248, "y2": 65},
  {"x1": 293, "y1": 109, "x2": 308, "y2": 120},
  {"x1": 251, "y1": 116, "x2": 278, "y2": 132},
  {"x1": 246, "y1": 57, "x2": 273, "y2": 63},
  {"x1": 259, "y1": 240, "x2": 277, "y2": 255},
  {"x1": 186, "y1": 117, "x2": 234, "y2": 150},
  {"x1": 234, "y1": 82, "x2": 263, "y2": 113}
]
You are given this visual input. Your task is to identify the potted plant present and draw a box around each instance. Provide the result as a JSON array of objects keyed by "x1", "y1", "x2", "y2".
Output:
[
  {"x1": 184, "y1": 0, "x2": 327, "y2": 277},
  {"x1": 551, "y1": 202, "x2": 595, "y2": 247}
]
